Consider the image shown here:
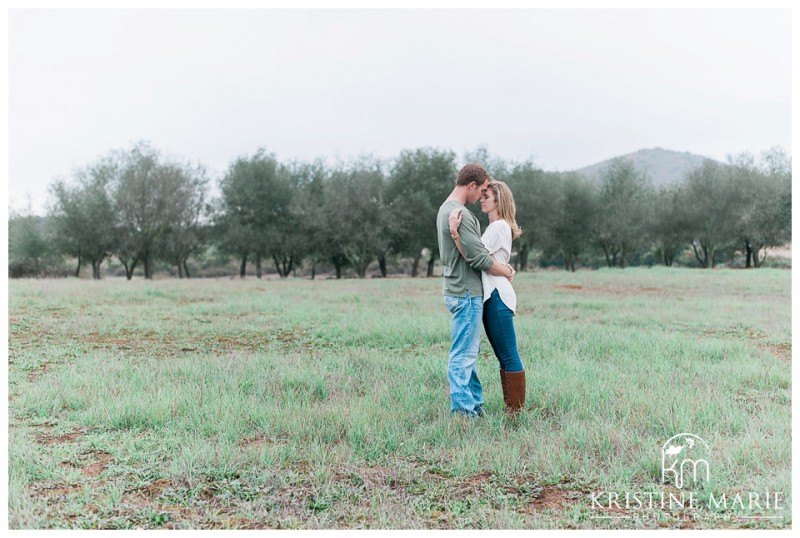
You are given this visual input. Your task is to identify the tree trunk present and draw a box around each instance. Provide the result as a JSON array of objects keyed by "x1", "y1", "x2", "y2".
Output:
[
  {"x1": 663, "y1": 247, "x2": 674, "y2": 267},
  {"x1": 144, "y1": 254, "x2": 153, "y2": 280},
  {"x1": 75, "y1": 254, "x2": 82, "y2": 278},
  {"x1": 618, "y1": 245, "x2": 626, "y2": 269},
  {"x1": 661, "y1": 245, "x2": 674, "y2": 267},
  {"x1": 563, "y1": 255, "x2": 573, "y2": 272},
  {"x1": 378, "y1": 254, "x2": 387, "y2": 277},
  {"x1": 274, "y1": 254, "x2": 293, "y2": 278},
  {"x1": 601, "y1": 244, "x2": 612, "y2": 268},
  {"x1": 311, "y1": 260, "x2": 316, "y2": 280},
  {"x1": 744, "y1": 239, "x2": 753, "y2": 268},
  {"x1": 121, "y1": 257, "x2": 138, "y2": 280},
  {"x1": 518, "y1": 243, "x2": 529, "y2": 272},
  {"x1": 285, "y1": 256, "x2": 294, "y2": 278},
  {"x1": 273, "y1": 255, "x2": 281, "y2": 277},
  {"x1": 183, "y1": 260, "x2": 191, "y2": 279},
  {"x1": 426, "y1": 251, "x2": 436, "y2": 277},
  {"x1": 692, "y1": 242, "x2": 708, "y2": 268},
  {"x1": 755, "y1": 244, "x2": 766, "y2": 268},
  {"x1": 256, "y1": 253, "x2": 263, "y2": 279},
  {"x1": 177, "y1": 261, "x2": 184, "y2": 279},
  {"x1": 332, "y1": 254, "x2": 344, "y2": 279},
  {"x1": 92, "y1": 258, "x2": 103, "y2": 280},
  {"x1": 239, "y1": 253, "x2": 248, "y2": 278},
  {"x1": 411, "y1": 253, "x2": 421, "y2": 277}
]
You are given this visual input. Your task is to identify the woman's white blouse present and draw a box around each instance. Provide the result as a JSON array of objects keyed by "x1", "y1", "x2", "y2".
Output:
[{"x1": 481, "y1": 219, "x2": 516, "y2": 313}]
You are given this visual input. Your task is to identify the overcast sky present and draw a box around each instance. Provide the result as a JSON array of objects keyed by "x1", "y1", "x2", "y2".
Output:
[{"x1": 7, "y1": 8, "x2": 792, "y2": 214}]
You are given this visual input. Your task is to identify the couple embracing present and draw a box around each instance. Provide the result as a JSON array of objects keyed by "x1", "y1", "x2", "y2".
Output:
[{"x1": 436, "y1": 163, "x2": 526, "y2": 418}]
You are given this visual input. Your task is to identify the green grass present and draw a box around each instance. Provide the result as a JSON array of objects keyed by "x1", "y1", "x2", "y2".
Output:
[{"x1": 7, "y1": 267, "x2": 791, "y2": 529}]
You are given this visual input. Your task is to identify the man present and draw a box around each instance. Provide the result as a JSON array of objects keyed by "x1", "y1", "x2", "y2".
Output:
[{"x1": 437, "y1": 163, "x2": 515, "y2": 417}]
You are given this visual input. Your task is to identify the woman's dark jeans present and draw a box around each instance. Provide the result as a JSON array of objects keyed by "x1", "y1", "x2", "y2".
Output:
[{"x1": 483, "y1": 288, "x2": 524, "y2": 373}]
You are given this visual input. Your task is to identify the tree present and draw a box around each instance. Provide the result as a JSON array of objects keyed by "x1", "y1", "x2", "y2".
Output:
[
  {"x1": 728, "y1": 149, "x2": 791, "y2": 268},
  {"x1": 217, "y1": 149, "x2": 284, "y2": 278},
  {"x1": 463, "y1": 145, "x2": 512, "y2": 179},
  {"x1": 264, "y1": 163, "x2": 307, "y2": 278},
  {"x1": 648, "y1": 185, "x2": 685, "y2": 267},
  {"x1": 212, "y1": 200, "x2": 258, "y2": 279},
  {"x1": 385, "y1": 148, "x2": 457, "y2": 277},
  {"x1": 321, "y1": 158, "x2": 389, "y2": 278},
  {"x1": 8, "y1": 210, "x2": 63, "y2": 278},
  {"x1": 49, "y1": 158, "x2": 118, "y2": 279},
  {"x1": 155, "y1": 163, "x2": 209, "y2": 278},
  {"x1": 679, "y1": 160, "x2": 744, "y2": 268},
  {"x1": 110, "y1": 142, "x2": 206, "y2": 279},
  {"x1": 502, "y1": 163, "x2": 557, "y2": 271},
  {"x1": 593, "y1": 158, "x2": 651, "y2": 268},
  {"x1": 111, "y1": 143, "x2": 156, "y2": 279},
  {"x1": 546, "y1": 173, "x2": 597, "y2": 272},
  {"x1": 290, "y1": 160, "x2": 330, "y2": 279}
]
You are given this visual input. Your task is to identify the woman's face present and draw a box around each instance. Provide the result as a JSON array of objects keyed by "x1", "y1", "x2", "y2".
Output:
[{"x1": 480, "y1": 187, "x2": 497, "y2": 214}]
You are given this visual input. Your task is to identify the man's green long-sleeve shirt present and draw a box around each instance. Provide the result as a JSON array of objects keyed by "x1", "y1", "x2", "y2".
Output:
[{"x1": 437, "y1": 200, "x2": 494, "y2": 298}]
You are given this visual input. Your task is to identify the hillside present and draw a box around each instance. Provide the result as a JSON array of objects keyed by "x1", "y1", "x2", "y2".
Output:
[{"x1": 575, "y1": 147, "x2": 713, "y2": 186}]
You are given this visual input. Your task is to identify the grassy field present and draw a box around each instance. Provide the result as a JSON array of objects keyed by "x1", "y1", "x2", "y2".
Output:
[{"x1": 7, "y1": 268, "x2": 791, "y2": 529}]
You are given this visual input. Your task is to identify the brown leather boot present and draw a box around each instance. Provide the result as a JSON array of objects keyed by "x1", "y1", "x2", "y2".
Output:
[
  {"x1": 505, "y1": 370, "x2": 526, "y2": 414},
  {"x1": 499, "y1": 369, "x2": 510, "y2": 408}
]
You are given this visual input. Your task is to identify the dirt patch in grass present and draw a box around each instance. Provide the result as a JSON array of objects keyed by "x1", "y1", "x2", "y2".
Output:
[
  {"x1": 30, "y1": 481, "x2": 85, "y2": 498},
  {"x1": 60, "y1": 451, "x2": 113, "y2": 478},
  {"x1": 84, "y1": 331, "x2": 161, "y2": 352},
  {"x1": 531, "y1": 485, "x2": 575, "y2": 511},
  {"x1": 216, "y1": 334, "x2": 290, "y2": 351},
  {"x1": 35, "y1": 429, "x2": 85, "y2": 446},
  {"x1": 130, "y1": 478, "x2": 176, "y2": 500},
  {"x1": 334, "y1": 465, "x2": 403, "y2": 490},
  {"x1": 80, "y1": 452, "x2": 113, "y2": 478},
  {"x1": 238, "y1": 434, "x2": 289, "y2": 450},
  {"x1": 766, "y1": 343, "x2": 791, "y2": 362},
  {"x1": 27, "y1": 362, "x2": 55, "y2": 381},
  {"x1": 461, "y1": 470, "x2": 494, "y2": 486},
  {"x1": 78, "y1": 330, "x2": 310, "y2": 357},
  {"x1": 554, "y1": 284, "x2": 669, "y2": 296}
]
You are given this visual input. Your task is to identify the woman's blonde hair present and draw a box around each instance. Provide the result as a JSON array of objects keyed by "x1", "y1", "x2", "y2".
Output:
[{"x1": 487, "y1": 180, "x2": 522, "y2": 240}]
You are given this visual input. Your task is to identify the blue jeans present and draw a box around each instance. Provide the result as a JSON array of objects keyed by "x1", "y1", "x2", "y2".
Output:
[
  {"x1": 444, "y1": 291, "x2": 484, "y2": 416},
  {"x1": 483, "y1": 289, "x2": 524, "y2": 373}
]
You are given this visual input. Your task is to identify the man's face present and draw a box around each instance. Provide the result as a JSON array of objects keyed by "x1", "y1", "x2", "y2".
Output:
[{"x1": 467, "y1": 181, "x2": 487, "y2": 204}]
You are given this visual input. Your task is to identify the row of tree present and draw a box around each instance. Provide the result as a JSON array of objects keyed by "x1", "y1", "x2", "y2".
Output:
[{"x1": 8, "y1": 143, "x2": 791, "y2": 279}]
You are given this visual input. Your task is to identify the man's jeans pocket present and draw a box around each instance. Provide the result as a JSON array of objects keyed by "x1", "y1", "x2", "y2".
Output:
[{"x1": 444, "y1": 295, "x2": 460, "y2": 312}]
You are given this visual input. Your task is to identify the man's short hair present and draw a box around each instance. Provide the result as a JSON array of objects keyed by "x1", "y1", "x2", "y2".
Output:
[{"x1": 456, "y1": 163, "x2": 491, "y2": 187}]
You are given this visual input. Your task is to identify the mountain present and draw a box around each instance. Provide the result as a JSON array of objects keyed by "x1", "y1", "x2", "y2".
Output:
[{"x1": 574, "y1": 147, "x2": 714, "y2": 186}]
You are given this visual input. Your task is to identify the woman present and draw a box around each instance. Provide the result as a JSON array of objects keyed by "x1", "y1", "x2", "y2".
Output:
[{"x1": 449, "y1": 180, "x2": 526, "y2": 414}]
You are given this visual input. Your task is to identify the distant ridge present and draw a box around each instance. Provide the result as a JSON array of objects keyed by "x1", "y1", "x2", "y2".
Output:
[{"x1": 575, "y1": 147, "x2": 714, "y2": 186}]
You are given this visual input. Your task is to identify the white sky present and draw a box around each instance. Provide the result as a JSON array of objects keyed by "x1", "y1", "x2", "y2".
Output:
[{"x1": 5, "y1": 5, "x2": 793, "y2": 215}]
